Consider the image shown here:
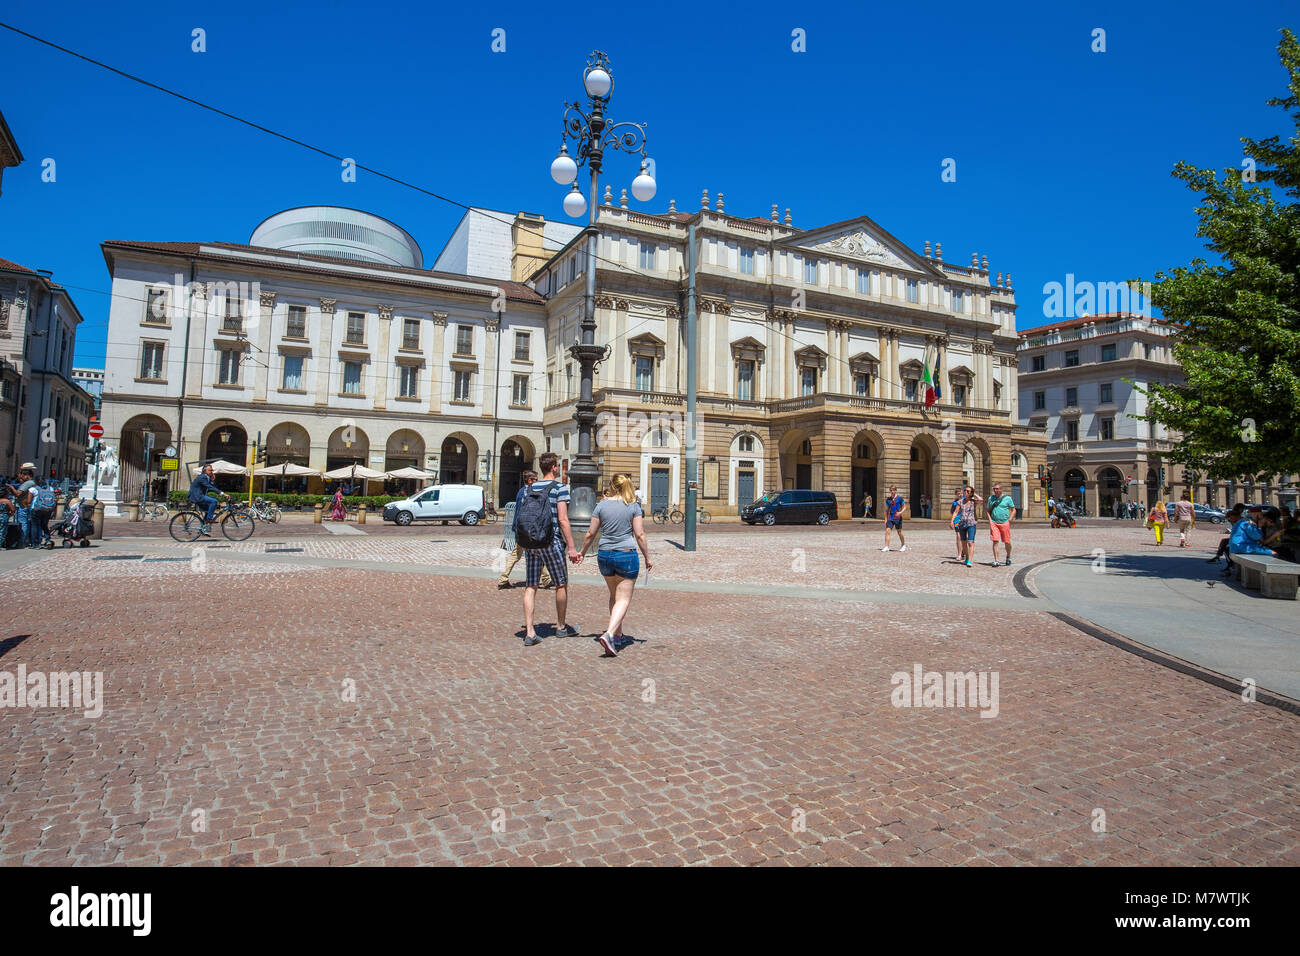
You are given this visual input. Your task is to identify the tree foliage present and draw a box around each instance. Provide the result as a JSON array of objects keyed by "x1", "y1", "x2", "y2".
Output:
[{"x1": 1142, "y1": 29, "x2": 1300, "y2": 481}]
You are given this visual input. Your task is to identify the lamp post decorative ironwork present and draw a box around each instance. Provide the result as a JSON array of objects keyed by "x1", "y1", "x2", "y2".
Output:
[{"x1": 549, "y1": 50, "x2": 656, "y2": 531}]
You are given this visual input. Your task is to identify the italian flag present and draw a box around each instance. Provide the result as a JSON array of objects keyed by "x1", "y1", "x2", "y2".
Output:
[{"x1": 922, "y1": 352, "x2": 938, "y2": 406}]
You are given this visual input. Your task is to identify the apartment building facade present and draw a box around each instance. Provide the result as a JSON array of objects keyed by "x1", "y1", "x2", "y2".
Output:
[{"x1": 1017, "y1": 313, "x2": 1297, "y2": 512}]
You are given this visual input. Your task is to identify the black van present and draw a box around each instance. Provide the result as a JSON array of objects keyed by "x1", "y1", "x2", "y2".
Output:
[{"x1": 741, "y1": 490, "x2": 839, "y2": 526}]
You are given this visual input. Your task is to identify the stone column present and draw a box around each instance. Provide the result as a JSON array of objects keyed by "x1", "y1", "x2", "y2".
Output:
[
  {"x1": 715, "y1": 302, "x2": 729, "y2": 396},
  {"x1": 889, "y1": 331, "x2": 901, "y2": 399},
  {"x1": 826, "y1": 320, "x2": 840, "y2": 394},
  {"x1": 428, "y1": 312, "x2": 447, "y2": 413},
  {"x1": 314, "y1": 298, "x2": 336, "y2": 406},
  {"x1": 374, "y1": 305, "x2": 393, "y2": 411},
  {"x1": 253, "y1": 290, "x2": 275, "y2": 402}
]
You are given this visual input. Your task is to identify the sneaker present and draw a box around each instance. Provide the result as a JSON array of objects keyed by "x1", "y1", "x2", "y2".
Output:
[
  {"x1": 880, "y1": 547, "x2": 890, "y2": 552},
  {"x1": 965, "y1": 559, "x2": 972, "y2": 567},
  {"x1": 1004, "y1": 558, "x2": 1012, "y2": 567},
  {"x1": 899, "y1": 545, "x2": 907, "y2": 553},
  {"x1": 496, "y1": 581, "x2": 512, "y2": 590},
  {"x1": 596, "y1": 633, "x2": 618, "y2": 657},
  {"x1": 200, "y1": 526, "x2": 212, "y2": 537},
  {"x1": 554, "y1": 624, "x2": 580, "y2": 638},
  {"x1": 523, "y1": 635, "x2": 542, "y2": 647}
]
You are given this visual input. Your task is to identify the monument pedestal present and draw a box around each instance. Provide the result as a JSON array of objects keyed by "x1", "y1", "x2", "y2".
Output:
[{"x1": 79, "y1": 481, "x2": 125, "y2": 517}]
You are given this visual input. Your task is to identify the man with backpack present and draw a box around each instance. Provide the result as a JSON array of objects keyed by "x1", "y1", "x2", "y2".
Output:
[
  {"x1": 516, "y1": 452, "x2": 581, "y2": 647},
  {"x1": 30, "y1": 477, "x2": 58, "y2": 549},
  {"x1": 496, "y1": 470, "x2": 553, "y2": 590}
]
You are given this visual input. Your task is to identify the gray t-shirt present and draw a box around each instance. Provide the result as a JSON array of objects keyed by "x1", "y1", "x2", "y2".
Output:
[
  {"x1": 592, "y1": 497, "x2": 642, "y2": 551},
  {"x1": 16, "y1": 480, "x2": 35, "y2": 507}
]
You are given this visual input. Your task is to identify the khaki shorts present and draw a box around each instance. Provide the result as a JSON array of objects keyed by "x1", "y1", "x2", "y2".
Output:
[
  {"x1": 1178, "y1": 518, "x2": 1193, "y2": 532},
  {"x1": 989, "y1": 521, "x2": 1011, "y2": 544}
]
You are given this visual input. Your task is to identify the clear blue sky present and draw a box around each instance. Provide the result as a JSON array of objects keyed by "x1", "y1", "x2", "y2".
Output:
[{"x1": 1, "y1": 0, "x2": 1294, "y2": 368}]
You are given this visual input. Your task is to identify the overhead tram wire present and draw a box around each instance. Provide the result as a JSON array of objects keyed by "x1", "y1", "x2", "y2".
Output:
[{"x1": 4, "y1": 21, "x2": 993, "y2": 407}]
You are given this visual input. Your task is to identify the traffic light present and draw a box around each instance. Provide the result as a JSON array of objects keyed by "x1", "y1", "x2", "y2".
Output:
[
  {"x1": 1037, "y1": 464, "x2": 1045, "y2": 480},
  {"x1": 254, "y1": 442, "x2": 267, "y2": 465},
  {"x1": 1159, "y1": 466, "x2": 1166, "y2": 488}
]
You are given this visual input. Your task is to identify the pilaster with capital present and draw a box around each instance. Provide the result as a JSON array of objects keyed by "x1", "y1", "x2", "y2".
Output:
[
  {"x1": 428, "y1": 312, "x2": 447, "y2": 413},
  {"x1": 373, "y1": 306, "x2": 394, "y2": 410},
  {"x1": 314, "y1": 298, "x2": 336, "y2": 406},
  {"x1": 186, "y1": 282, "x2": 209, "y2": 398},
  {"x1": 482, "y1": 315, "x2": 500, "y2": 418},
  {"x1": 252, "y1": 290, "x2": 276, "y2": 402}
]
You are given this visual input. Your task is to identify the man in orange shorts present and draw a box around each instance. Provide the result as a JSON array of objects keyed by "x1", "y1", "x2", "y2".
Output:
[{"x1": 986, "y1": 482, "x2": 1017, "y2": 566}]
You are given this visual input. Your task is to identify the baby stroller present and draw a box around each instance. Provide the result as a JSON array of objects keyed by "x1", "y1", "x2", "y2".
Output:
[{"x1": 54, "y1": 497, "x2": 95, "y2": 548}]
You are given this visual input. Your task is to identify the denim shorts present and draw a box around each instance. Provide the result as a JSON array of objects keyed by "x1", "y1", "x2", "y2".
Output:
[{"x1": 597, "y1": 549, "x2": 639, "y2": 579}]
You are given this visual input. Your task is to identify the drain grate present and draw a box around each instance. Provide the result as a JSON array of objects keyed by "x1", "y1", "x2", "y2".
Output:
[
  {"x1": 143, "y1": 557, "x2": 191, "y2": 563},
  {"x1": 94, "y1": 554, "x2": 144, "y2": 561},
  {"x1": 265, "y1": 548, "x2": 304, "y2": 553}
]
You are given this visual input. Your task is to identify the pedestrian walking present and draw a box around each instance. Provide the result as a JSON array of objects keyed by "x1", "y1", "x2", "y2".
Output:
[
  {"x1": 497, "y1": 470, "x2": 553, "y2": 590},
  {"x1": 518, "y1": 452, "x2": 581, "y2": 647},
  {"x1": 880, "y1": 486, "x2": 907, "y2": 552},
  {"x1": 30, "y1": 478, "x2": 57, "y2": 549},
  {"x1": 922, "y1": 494, "x2": 932, "y2": 519},
  {"x1": 861, "y1": 493, "x2": 873, "y2": 520},
  {"x1": 1147, "y1": 499, "x2": 1168, "y2": 545},
  {"x1": 955, "y1": 486, "x2": 983, "y2": 567},
  {"x1": 329, "y1": 488, "x2": 346, "y2": 521},
  {"x1": 578, "y1": 474, "x2": 652, "y2": 657},
  {"x1": 952, "y1": 486, "x2": 967, "y2": 558},
  {"x1": 1113, "y1": 498, "x2": 1121, "y2": 519},
  {"x1": 1173, "y1": 491, "x2": 1196, "y2": 548},
  {"x1": 986, "y1": 482, "x2": 1017, "y2": 566}
]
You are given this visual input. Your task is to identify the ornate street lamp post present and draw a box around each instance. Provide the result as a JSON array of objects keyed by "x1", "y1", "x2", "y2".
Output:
[{"x1": 549, "y1": 50, "x2": 656, "y2": 531}]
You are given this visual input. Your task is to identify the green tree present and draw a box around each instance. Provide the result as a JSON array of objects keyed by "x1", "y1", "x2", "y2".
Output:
[{"x1": 1142, "y1": 28, "x2": 1300, "y2": 482}]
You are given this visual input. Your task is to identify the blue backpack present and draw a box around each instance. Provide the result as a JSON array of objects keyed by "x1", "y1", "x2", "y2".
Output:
[
  {"x1": 515, "y1": 481, "x2": 555, "y2": 549},
  {"x1": 33, "y1": 485, "x2": 56, "y2": 511}
]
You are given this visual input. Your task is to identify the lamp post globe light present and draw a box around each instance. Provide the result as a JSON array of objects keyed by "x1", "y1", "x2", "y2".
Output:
[{"x1": 549, "y1": 50, "x2": 656, "y2": 532}]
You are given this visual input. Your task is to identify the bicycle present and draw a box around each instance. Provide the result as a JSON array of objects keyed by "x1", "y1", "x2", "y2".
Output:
[
  {"x1": 169, "y1": 499, "x2": 256, "y2": 542},
  {"x1": 482, "y1": 504, "x2": 503, "y2": 524},
  {"x1": 651, "y1": 507, "x2": 670, "y2": 525},
  {"x1": 668, "y1": 507, "x2": 711, "y2": 525},
  {"x1": 251, "y1": 498, "x2": 282, "y2": 524},
  {"x1": 141, "y1": 500, "x2": 170, "y2": 520}
]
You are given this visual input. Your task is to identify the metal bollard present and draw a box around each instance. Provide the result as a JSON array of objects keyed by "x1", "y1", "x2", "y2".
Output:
[
  {"x1": 128, "y1": 500, "x2": 141, "y2": 521},
  {"x1": 357, "y1": 504, "x2": 367, "y2": 525},
  {"x1": 91, "y1": 501, "x2": 105, "y2": 539},
  {"x1": 313, "y1": 502, "x2": 323, "y2": 524}
]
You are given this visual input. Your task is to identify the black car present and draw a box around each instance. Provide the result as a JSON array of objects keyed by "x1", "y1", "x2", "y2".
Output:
[{"x1": 741, "y1": 490, "x2": 838, "y2": 526}]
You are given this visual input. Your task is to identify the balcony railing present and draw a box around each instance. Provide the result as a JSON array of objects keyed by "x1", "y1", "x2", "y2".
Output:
[{"x1": 221, "y1": 317, "x2": 243, "y2": 334}]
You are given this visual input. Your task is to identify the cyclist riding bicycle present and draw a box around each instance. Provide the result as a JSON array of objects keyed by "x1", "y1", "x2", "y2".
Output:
[{"x1": 189, "y1": 464, "x2": 229, "y2": 536}]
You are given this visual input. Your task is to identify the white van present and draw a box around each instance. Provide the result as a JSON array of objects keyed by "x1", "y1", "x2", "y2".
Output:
[{"x1": 382, "y1": 484, "x2": 486, "y2": 526}]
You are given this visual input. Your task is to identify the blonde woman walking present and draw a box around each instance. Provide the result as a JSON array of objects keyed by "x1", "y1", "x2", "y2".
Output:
[
  {"x1": 578, "y1": 474, "x2": 652, "y2": 657},
  {"x1": 1148, "y1": 499, "x2": 1169, "y2": 546}
]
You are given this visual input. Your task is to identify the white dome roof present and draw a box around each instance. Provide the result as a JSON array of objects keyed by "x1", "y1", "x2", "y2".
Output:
[{"x1": 250, "y1": 206, "x2": 423, "y2": 269}]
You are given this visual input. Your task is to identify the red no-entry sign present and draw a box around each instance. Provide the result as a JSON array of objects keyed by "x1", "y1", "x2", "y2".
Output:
[{"x1": 88, "y1": 423, "x2": 104, "y2": 440}]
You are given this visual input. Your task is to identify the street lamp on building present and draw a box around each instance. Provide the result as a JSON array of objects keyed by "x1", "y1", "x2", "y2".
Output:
[{"x1": 548, "y1": 50, "x2": 656, "y2": 530}]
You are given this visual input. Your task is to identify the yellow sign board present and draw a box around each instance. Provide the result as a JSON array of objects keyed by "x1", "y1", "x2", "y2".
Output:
[{"x1": 159, "y1": 457, "x2": 179, "y2": 472}]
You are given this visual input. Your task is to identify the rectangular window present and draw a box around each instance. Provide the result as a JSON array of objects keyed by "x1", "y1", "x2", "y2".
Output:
[
  {"x1": 456, "y1": 324, "x2": 473, "y2": 356},
  {"x1": 218, "y1": 349, "x2": 241, "y2": 385},
  {"x1": 512, "y1": 373, "x2": 529, "y2": 407},
  {"x1": 1064, "y1": 349, "x2": 1080, "y2": 367},
  {"x1": 635, "y1": 357, "x2": 654, "y2": 392},
  {"x1": 804, "y1": 259, "x2": 817, "y2": 284},
  {"x1": 1101, "y1": 343, "x2": 1117, "y2": 362},
  {"x1": 398, "y1": 364, "x2": 418, "y2": 398},
  {"x1": 1101, "y1": 417, "x2": 1115, "y2": 441},
  {"x1": 854, "y1": 372, "x2": 870, "y2": 396},
  {"x1": 904, "y1": 378, "x2": 918, "y2": 402},
  {"x1": 857, "y1": 269, "x2": 871, "y2": 294},
  {"x1": 1066, "y1": 420, "x2": 1079, "y2": 442},
  {"x1": 739, "y1": 435, "x2": 755, "y2": 452},
  {"x1": 739, "y1": 248, "x2": 754, "y2": 275},
  {"x1": 513, "y1": 331, "x2": 530, "y2": 361},
  {"x1": 1034, "y1": 391, "x2": 1046, "y2": 410},
  {"x1": 454, "y1": 369, "x2": 472, "y2": 402},
  {"x1": 952, "y1": 290, "x2": 964, "y2": 313},
  {"x1": 285, "y1": 306, "x2": 307, "y2": 339},
  {"x1": 1066, "y1": 386, "x2": 1078, "y2": 407},
  {"x1": 639, "y1": 243, "x2": 656, "y2": 270},
  {"x1": 222, "y1": 295, "x2": 242, "y2": 332},
  {"x1": 402, "y1": 318, "x2": 420, "y2": 350},
  {"x1": 282, "y1": 354, "x2": 304, "y2": 390},
  {"x1": 906, "y1": 279, "x2": 919, "y2": 303},
  {"x1": 737, "y1": 360, "x2": 754, "y2": 401},
  {"x1": 1031, "y1": 355, "x2": 1045, "y2": 372},
  {"x1": 1100, "y1": 382, "x2": 1113, "y2": 404},
  {"x1": 801, "y1": 368, "x2": 817, "y2": 396},
  {"x1": 140, "y1": 342, "x2": 164, "y2": 379},
  {"x1": 1144, "y1": 343, "x2": 1152, "y2": 359},
  {"x1": 953, "y1": 384, "x2": 967, "y2": 406},
  {"x1": 144, "y1": 288, "x2": 168, "y2": 324},
  {"x1": 341, "y1": 361, "x2": 362, "y2": 395},
  {"x1": 345, "y1": 312, "x2": 365, "y2": 345}
]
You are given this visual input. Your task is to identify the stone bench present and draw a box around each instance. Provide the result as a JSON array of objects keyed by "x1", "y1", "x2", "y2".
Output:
[{"x1": 1229, "y1": 553, "x2": 1300, "y2": 600}]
